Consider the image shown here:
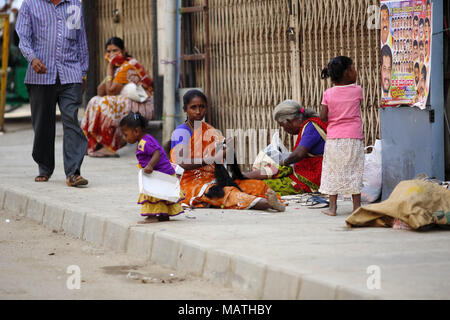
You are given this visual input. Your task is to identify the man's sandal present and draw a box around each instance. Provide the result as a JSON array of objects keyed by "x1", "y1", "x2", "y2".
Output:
[
  {"x1": 35, "y1": 175, "x2": 50, "y2": 182},
  {"x1": 66, "y1": 174, "x2": 88, "y2": 187}
]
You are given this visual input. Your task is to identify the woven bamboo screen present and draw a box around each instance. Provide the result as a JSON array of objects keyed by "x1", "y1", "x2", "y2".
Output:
[
  {"x1": 293, "y1": 0, "x2": 381, "y2": 148},
  {"x1": 188, "y1": 0, "x2": 381, "y2": 166},
  {"x1": 96, "y1": 0, "x2": 153, "y2": 82}
]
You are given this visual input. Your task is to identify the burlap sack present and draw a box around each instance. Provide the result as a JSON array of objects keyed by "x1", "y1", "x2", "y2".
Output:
[{"x1": 346, "y1": 180, "x2": 450, "y2": 230}]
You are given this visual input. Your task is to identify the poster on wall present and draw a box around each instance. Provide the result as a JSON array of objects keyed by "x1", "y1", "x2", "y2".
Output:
[{"x1": 380, "y1": 0, "x2": 432, "y2": 109}]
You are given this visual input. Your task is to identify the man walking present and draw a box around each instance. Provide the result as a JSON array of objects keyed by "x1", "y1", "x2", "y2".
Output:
[{"x1": 16, "y1": 0, "x2": 89, "y2": 187}]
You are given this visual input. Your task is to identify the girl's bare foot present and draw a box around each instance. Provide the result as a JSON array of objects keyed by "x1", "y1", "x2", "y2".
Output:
[
  {"x1": 138, "y1": 216, "x2": 159, "y2": 224},
  {"x1": 322, "y1": 195, "x2": 337, "y2": 216},
  {"x1": 266, "y1": 189, "x2": 285, "y2": 212},
  {"x1": 322, "y1": 209, "x2": 337, "y2": 216},
  {"x1": 352, "y1": 194, "x2": 361, "y2": 212}
]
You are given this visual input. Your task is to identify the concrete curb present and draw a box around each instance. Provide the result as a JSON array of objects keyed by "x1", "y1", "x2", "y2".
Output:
[
  {"x1": 82, "y1": 213, "x2": 107, "y2": 247},
  {"x1": 4, "y1": 189, "x2": 28, "y2": 218},
  {"x1": 25, "y1": 198, "x2": 46, "y2": 224},
  {"x1": 0, "y1": 186, "x2": 381, "y2": 300},
  {"x1": 62, "y1": 209, "x2": 86, "y2": 239},
  {"x1": 43, "y1": 203, "x2": 66, "y2": 232},
  {"x1": 127, "y1": 227, "x2": 154, "y2": 260}
]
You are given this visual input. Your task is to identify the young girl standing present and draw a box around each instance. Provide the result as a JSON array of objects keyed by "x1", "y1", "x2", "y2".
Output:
[
  {"x1": 120, "y1": 112, "x2": 184, "y2": 223},
  {"x1": 319, "y1": 56, "x2": 365, "y2": 216}
]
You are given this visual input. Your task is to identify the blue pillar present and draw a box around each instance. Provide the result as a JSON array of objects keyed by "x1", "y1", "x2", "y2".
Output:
[
  {"x1": 380, "y1": 0, "x2": 445, "y2": 199},
  {"x1": 431, "y1": 0, "x2": 445, "y2": 180}
]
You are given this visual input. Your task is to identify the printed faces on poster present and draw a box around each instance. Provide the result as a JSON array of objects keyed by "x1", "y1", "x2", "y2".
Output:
[{"x1": 381, "y1": 0, "x2": 432, "y2": 109}]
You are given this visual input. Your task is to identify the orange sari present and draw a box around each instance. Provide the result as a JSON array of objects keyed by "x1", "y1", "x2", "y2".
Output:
[{"x1": 170, "y1": 122, "x2": 271, "y2": 209}]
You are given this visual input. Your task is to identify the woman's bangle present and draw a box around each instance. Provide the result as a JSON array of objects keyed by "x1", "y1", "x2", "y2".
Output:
[{"x1": 105, "y1": 75, "x2": 113, "y2": 82}]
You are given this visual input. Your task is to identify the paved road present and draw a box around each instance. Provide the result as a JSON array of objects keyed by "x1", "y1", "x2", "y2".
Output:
[{"x1": 0, "y1": 209, "x2": 248, "y2": 300}]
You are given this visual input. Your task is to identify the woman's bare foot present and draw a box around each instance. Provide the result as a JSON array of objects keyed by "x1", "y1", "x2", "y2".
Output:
[
  {"x1": 88, "y1": 147, "x2": 120, "y2": 158},
  {"x1": 322, "y1": 209, "x2": 337, "y2": 216},
  {"x1": 98, "y1": 147, "x2": 115, "y2": 154},
  {"x1": 266, "y1": 189, "x2": 285, "y2": 212},
  {"x1": 137, "y1": 216, "x2": 159, "y2": 224}
]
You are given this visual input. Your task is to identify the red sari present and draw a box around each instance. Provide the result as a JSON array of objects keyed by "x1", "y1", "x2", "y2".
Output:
[{"x1": 287, "y1": 117, "x2": 328, "y2": 193}]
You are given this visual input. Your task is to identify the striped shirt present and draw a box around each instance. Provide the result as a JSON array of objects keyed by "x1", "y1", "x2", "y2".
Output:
[{"x1": 15, "y1": 0, "x2": 88, "y2": 85}]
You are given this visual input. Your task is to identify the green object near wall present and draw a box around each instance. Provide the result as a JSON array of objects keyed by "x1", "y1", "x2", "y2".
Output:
[{"x1": 5, "y1": 45, "x2": 29, "y2": 105}]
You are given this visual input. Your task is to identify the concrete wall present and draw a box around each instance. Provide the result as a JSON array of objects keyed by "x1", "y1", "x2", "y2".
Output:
[{"x1": 380, "y1": 107, "x2": 433, "y2": 200}]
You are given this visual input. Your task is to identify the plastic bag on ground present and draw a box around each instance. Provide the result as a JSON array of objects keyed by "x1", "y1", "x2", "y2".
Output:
[{"x1": 361, "y1": 139, "x2": 382, "y2": 203}]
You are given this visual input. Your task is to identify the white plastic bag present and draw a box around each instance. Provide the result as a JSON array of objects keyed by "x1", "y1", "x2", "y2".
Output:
[
  {"x1": 138, "y1": 169, "x2": 181, "y2": 202},
  {"x1": 252, "y1": 151, "x2": 279, "y2": 178},
  {"x1": 361, "y1": 139, "x2": 382, "y2": 202},
  {"x1": 263, "y1": 132, "x2": 290, "y2": 164},
  {"x1": 121, "y1": 83, "x2": 148, "y2": 103}
]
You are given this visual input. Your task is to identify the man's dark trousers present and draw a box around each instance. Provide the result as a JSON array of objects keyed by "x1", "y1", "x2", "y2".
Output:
[{"x1": 27, "y1": 78, "x2": 88, "y2": 178}]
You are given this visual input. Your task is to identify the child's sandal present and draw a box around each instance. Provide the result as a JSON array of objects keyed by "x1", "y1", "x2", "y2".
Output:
[{"x1": 157, "y1": 215, "x2": 170, "y2": 222}]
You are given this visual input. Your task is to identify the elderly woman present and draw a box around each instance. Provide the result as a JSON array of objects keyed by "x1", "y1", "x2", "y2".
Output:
[
  {"x1": 244, "y1": 100, "x2": 328, "y2": 196},
  {"x1": 81, "y1": 37, "x2": 154, "y2": 157}
]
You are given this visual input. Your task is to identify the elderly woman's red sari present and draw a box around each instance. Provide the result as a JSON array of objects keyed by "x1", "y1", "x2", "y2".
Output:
[{"x1": 290, "y1": 117, "x2": 328, "y2": 192}]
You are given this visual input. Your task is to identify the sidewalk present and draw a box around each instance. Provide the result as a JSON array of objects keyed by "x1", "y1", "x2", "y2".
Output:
[{"x1": 1, "y1": 121, "x2": 450, "y2": 300}]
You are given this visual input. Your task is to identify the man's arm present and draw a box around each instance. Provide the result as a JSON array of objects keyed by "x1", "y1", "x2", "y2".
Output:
[
  {"x1": 15, "y1": 1, "x2": 36, "y2": 64},
  {"x1": 16, "y1": 1, "x2": 47, "y2": 74}
]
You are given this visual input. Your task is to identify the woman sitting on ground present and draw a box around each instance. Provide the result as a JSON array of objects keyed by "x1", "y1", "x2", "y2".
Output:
[
  {"x1": 170, "y1": 89, "x2": 285, "y2": 212},
  {"x1": 244, "y1": 100, "x2": 327, "y2": 196},
  {"x1": 81, "y1": 37, "x2": 154, "y2": 158}
]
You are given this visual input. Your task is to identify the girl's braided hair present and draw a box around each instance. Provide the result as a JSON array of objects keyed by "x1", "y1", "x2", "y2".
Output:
[{"x1": 119, "y1": 111, "x2": 147, "y2": 130}]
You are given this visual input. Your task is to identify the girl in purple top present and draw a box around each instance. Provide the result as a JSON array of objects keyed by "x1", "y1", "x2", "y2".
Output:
[{"x1": 119, "y1": 112, "x2": 184, "y2": 223}]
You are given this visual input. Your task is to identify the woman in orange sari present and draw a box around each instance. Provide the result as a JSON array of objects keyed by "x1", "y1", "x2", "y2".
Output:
[
  {"x1": 170, "y1": 90, "x2": 285, "y2": 211},
  {"x1": 81, "y1": 37, "x2": 154, "y2": 158}
]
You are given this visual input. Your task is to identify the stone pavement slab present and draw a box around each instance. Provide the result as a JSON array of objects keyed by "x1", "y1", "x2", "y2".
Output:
[{"x1": 1, "y1": 122, "x2": 450, "y2": 299}]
